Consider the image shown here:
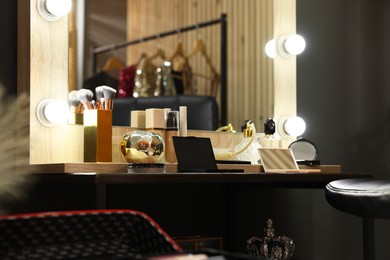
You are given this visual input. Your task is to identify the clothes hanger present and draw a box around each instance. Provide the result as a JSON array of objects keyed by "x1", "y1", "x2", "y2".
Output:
[
  {"x1": 147, "y1": 47, "x2": 166, "y2": 63},
  {"x1": 168, "y1": 30, "x2": 185, "y2": 62},
  {"x1": 101, "y1": 55, "x2": 125, "y2": 73},
  {"x1": 168, "y1": 42, "x2": 185, "y2": 62},
  {"x1": 147, "y1": 36, "x2": 167, "y2": 64},
  {"x1": 187, "y1": 38, "x2": 218, "y2": 76},
  {"x1": 187, "y1": 38, "x2": 205, "y2": 59},
  {"x1": 137, "y1": 51, "x2": 148, "y2": 65}
]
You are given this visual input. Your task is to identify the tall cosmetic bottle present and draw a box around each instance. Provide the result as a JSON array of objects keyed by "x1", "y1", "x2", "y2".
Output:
[{"x1": 164, "y1": 110, "x2": 180, "y2": 163}]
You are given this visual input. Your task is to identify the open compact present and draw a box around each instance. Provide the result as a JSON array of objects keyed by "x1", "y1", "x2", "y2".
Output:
[{"x1": 288, "y1": 138, "x2": 320, "y2": 166}]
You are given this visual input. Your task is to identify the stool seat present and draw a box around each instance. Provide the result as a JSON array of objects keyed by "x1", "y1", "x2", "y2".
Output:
[
  {"x1": 326, "y1": 178, "x2": 390, "y2": 219},
  {"x1": 325, "y1": 178, "x2": 390, "y2": 260}
]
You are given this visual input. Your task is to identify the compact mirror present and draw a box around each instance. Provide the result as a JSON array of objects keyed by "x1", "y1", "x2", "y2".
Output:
[{"x1": 288, "y1": 138, "x2": 319, "y2": 165}]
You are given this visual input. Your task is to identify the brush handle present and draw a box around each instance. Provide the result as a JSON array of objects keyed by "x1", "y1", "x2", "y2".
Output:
[
  {"x1": 83, "y1": 101, "x2": 94, "y2": 110},
  {"x1": 104, "y1": 98, "x2": 113, "y2": 110}
]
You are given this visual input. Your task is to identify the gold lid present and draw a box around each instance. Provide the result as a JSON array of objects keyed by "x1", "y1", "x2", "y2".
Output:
[{"x1": 243, "y1": 122, "x2": 253, "y2": 138}]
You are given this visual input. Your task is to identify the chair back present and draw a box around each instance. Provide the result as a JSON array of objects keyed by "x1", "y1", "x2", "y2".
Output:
[{"x1": 0, "y1": 209, "x2": 181, "y2": 259}]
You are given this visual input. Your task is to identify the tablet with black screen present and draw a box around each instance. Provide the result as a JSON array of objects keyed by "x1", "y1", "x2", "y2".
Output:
[{"x1": 172, "y1": 136, "x2": 244, "y2": 173}]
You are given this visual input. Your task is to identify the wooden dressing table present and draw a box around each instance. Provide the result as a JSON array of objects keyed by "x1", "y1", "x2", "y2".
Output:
[
  {"x1": 13, "y1": 165, "x2": 371, "y2": 253},
  {"x1": 26, "y1": 163, "x2": 371, "y2": 208}
]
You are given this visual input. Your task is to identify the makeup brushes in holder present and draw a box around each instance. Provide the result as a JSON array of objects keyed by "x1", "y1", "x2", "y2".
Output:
[
  {"x1": 67, "y1": 85, "x2": 116, "y2": 125},
  {"x1": 66, "y1": 86, "x2": 116, "y2": 162},
  {"x1": 73, "y1": 86, "x2": 116, "y2": 111}
]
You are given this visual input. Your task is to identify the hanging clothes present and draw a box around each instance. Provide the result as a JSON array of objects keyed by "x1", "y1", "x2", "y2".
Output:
[
  {"x1": 133, "y1": 57, "x2": 158, "y2": 98},
  {"x1": 117, "y1": 64, "x2": 137, "y2": 98},
  {"x1": 171, "y1": 57, "x2": 194, "y2": 95},
  {"x1": 83, "y1": 55, "x2": 125, "y2": 93},
  {"x1": 155, "y1": 61, "x2": 176, "y2": 96},
  {"x1": 83, "y1": 71, "x2": 119, "y2": 93}
]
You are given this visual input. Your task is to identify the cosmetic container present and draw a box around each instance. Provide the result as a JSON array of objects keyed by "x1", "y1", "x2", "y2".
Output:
[
  {"x1": 164, "y1": 110, "x2": 179, "y2": 163},
  {"x1": 68, "y1": 112, "x2": 83, "y2": 125},
  {"x1": 234, "y1": 120, "x2": 261, "y2": 164},
  {"x1": 131, "y1": 110, "x2": 146, "y2": 128},
  {"x1": 83, "y1": 109, "x2": 112, "y2": 162},
  {"x1": 145, "y1": 108, "x2": 166, "y2": 130},
  {"x1": 120, "y1": 130, "x2": 165, "y2": 164},
  {"x1": 259, "y1": 118, "x2": 281, "y2": 148},
  {"x1": 179, "y1": 106, "x2": 187, "y2": 137}
]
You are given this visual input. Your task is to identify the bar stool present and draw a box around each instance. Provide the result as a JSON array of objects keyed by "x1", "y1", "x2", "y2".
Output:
[{"x1": 325, "y1": 179, "x2": 390, "y2": 260}]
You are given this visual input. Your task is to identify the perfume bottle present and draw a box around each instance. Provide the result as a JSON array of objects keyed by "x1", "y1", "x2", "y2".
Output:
[
  {"x1": 234, "y1": 120, "x2": 261, "y2": 164},
  {"x1": 164, "y1": 110, "x2": 179, "y2": 163},
  {"x1": 259, "y1": 118, "x2": 281, "y2": 148}
]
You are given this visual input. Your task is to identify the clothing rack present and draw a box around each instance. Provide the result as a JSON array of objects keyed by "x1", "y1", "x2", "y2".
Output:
[{"x1": 91, "y1": 13, "x2": 228, "y2": 126}]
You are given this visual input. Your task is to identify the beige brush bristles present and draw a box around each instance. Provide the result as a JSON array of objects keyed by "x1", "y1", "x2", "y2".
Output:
[
  {"x1": 68, "y1": 90, "x2": 83, "y2": 113},
  {"x1": 77, "y1": 89, "x2": 94, "y2": 110},
  {"x1": 102, "y1": 86, "x2": 117, "y2": 110},
  {"x1": 0, "y1": 84, "x2": 31, "y2": 214},
  {"x1": 95, "y1": 86, "x2": 104, "y2": 110}
]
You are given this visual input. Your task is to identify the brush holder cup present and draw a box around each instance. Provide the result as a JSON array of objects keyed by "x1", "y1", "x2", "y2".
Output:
[
  {"x1": 120, "y1": 130, "x2": 165, "y2": 164},
  {"x1": 84, "y1": 109, "x2": 112, "y2": 162}
]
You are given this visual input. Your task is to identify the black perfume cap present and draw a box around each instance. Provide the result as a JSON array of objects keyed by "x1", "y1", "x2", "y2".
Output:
[
  {"x1": 165, "y1": 110, "x2": 179, "y2": 129},
  {"x1": 264, "y1": 118, "x2": 276, "y2": 135}
]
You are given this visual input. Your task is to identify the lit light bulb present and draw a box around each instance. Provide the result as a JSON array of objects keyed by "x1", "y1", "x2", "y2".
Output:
[
  {"x1": 45, "y1": 0, "x2": 72, "y2": 17},
  {"x1": 36, "y1": 99, "x2": 69, "y2": 127},
  {"x1": 265, "y1": 39, "x2": 276, "y2": 59},
  {"x1": 37, "y1": 0, "x2": 72, "y2": 21},
  {"x1": 283, "y1": 34, "x2": 306, "y2": 55},
  {"x1": 283, "y1": 116, "x2": 306, "y2": 137}
]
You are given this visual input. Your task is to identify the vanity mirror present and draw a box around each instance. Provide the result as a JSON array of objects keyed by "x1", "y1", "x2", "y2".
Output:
[
  {"x1": 71, "y1": 0, "x2": 297, "y2": 131},
  {"x1": 18, "y1": 0, "x2": 297, "y2": 164}
]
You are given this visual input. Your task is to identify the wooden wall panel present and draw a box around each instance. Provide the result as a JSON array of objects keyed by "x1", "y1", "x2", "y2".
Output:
[{"x1": 126, "y1": 0, "x2": 273, "y2": 131}]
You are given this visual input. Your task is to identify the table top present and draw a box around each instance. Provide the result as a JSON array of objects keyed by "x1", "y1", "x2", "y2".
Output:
[{"x1": 31, "y1": 171, "x2": 372, "y2": 189}]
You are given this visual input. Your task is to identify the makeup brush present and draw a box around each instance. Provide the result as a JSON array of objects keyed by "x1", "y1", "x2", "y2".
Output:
[
  {"x1": 102, "y1": 86, "x2": 117, "y2": 110},
  {"x1": 95, "y1": 86, "x2": 104, "y2": 110},
  {"x1": 68, "y1": 90, "x2": 82, "y2": 113},
  {"x1": 77, "y1": 89, "x2": 94, "y2": 110}
]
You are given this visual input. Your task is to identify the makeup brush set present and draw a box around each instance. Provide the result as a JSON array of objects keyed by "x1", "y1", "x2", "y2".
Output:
[
  {"x1": 67, "y1": 85, "x2": 117, "y2": 162},
  {"x1": 68, "y1": 86, "x2": 116, "y2": 112},
  {"x1": 67, "y1": 86, "x2": 116, "y2": 125}
]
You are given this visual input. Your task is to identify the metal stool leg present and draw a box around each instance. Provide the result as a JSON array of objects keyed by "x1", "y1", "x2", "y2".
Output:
[{"x1": 362, "y1": 217, "x2": 375, "y2": 260}]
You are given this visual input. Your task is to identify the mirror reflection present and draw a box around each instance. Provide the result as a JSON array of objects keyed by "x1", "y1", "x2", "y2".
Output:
[{"x1": 69, "y1": 0, "x2": 274, "y2": 130}]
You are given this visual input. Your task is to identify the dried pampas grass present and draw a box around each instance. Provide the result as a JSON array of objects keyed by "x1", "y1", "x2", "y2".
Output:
[{"x1": 0, "y1": 85, "x2": 31, "y2": 214}]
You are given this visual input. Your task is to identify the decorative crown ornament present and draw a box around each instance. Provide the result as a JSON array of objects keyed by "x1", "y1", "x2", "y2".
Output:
[{"x1": 246, "y1": 219, "x2": 295, "y2": 260}]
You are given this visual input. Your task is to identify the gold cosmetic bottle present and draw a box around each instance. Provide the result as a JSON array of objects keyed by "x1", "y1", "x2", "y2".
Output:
[{"x1": 164, "y1": 110, "x2": 179, "y2": 164}]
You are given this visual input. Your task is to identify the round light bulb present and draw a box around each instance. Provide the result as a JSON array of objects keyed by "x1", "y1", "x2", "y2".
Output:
[
  {"x1": 265, "y1": 39, "x2": 276, "y2": 59},
  {"x1": 284, "y1": 34, "x2": 306, "y2": 55},
  {"x1": 283, "y1": 116, "x2": 306, "y2": 137},
  {"x1": 37, "y1": 99, "x2": 69, "y2": 127},
  {"x1": 45, "y1": 0, "x2": 72, "y2": 17}
]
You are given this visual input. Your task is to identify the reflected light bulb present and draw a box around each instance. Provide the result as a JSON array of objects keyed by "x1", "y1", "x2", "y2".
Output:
[
  {"x1": 265, "y1": 39, "x2": 276, "y2": 59},
  {"x1": 284, "y1": 34, "x2": 306, "y2": 55},
  {"x1": 45, "y1": 0, "x2": 72, "y2": 17},
  {"x1": 284, "y1": 116, "x2": 306, "y2": 137}
]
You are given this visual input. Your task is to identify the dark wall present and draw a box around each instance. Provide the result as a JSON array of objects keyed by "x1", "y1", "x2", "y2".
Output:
[
  {"x1": 297, "y1": 0, "x2": 390, "y2": 259},
  {"x1": 0, "y1": 1, "x2": 17, "y2": 95},
  {"x1": 298, "y1": 0, "x2": 390, "y2": 177}
]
